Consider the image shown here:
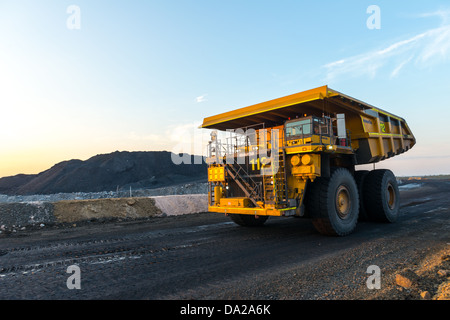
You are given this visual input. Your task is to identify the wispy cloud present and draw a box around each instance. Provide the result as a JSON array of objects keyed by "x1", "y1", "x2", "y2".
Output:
[
  {"x1": 195, "y1": 94, "x2": 208, "y2": 103},
  {"x1": 323, "y1": 10, "x2": 450, "y2": 81},
  {"x1": 390, "y1": 55, "x2": 413, "y2": 78},
  {"x1": 417, "y1": 9, "x2": 450, "y2": 24}
]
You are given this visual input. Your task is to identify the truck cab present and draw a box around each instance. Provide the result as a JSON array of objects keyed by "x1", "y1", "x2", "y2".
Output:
[{"x1": 285, "y1": 116, "x2": 333, "y2": 147}]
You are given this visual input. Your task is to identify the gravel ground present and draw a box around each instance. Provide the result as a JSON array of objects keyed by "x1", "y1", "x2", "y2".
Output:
[{"x1": 0, "y1": 179, "x2": 448, "y2": 302}]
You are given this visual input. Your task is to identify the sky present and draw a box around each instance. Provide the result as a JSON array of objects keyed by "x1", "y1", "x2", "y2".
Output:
[{"x1": 0, "y1": 0, "x2": 450, "y2": 178}]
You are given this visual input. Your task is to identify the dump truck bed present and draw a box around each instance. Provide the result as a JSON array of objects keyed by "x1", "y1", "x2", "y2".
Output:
[{"x1": 201, "y1": 85, "x2": 415, "y2": 164}]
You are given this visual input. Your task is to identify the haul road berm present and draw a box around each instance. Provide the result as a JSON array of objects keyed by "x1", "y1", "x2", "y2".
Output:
[{"x1": 201, "y1": 86, "x2": 416, "y2": 236}]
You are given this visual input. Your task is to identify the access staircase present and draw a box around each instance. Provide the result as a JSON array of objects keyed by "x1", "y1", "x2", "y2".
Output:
[
  {"x1": 263, "y1": 150, "x2": 288, "y2": 208},
  {"x1": 224, "y1": 163, "x2": 263, "y2": 207}
]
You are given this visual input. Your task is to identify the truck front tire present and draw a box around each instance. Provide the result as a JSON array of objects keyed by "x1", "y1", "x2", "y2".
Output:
[{"x1": 308, "y1": 168, "x2": 359, "y2": 236}]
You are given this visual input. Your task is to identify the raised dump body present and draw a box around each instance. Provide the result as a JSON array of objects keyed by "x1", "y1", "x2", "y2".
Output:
[{"x1": 201, "y1": 86, "x2": 416, "y2": 236}]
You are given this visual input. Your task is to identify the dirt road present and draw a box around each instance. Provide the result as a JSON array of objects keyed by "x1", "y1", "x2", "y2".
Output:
[{"x1": 0, "y1": 180, "x2": 448, "y2": 301}]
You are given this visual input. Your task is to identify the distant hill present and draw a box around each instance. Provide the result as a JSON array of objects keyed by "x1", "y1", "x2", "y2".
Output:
[{"x1": 0, "y1": 151, "x2": 206, "y2": 195}]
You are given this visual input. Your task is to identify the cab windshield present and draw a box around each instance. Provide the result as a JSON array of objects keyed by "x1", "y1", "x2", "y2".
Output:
[{"x1": 285, "y1": 119, "x2": 311, "y2": 140}]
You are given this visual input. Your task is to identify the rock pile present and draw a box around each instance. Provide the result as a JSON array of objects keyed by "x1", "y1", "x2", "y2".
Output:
[{"x1": 394, "y1": 251, "x2": 450, "y2": 300}]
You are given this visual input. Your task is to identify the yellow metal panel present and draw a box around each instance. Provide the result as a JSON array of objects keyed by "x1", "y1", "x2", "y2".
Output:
[
  {"x1": 219, "y1": 197, "x2": 250, "y2": 208},
  {"x1": 208, "y1": 205, "x2": 296, "y2": 217},
  {"x1": 201, "y1": 86, "x2": 329, "y2": 129},
  {"x1": 293, "y1": 166, "x2": 312, "y2": 174},
  {"x1": 285, "y1": 145, "x2": 324, "y2": 154},
  {"x1": 214, "y1": 186, "x2": 222, "y2": 204},
  {"x1": 200, "y1": 86, "x2": 393, "y2": 130},
  {"x1": 208, "y1": 166, "x2": 225, "y2": 182}
]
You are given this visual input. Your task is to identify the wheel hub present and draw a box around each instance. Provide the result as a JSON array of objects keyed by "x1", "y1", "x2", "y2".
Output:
[
  {"x1": 386, "y1": 183, "x2": 396, "y2": 210},
  {"x1": 336, "y1": 185, "x2": 351, "y2": 219}
]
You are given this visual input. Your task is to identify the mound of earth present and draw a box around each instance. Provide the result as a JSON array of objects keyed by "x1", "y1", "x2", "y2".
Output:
[{"x1": 0, "y1": 151, "x2": 206, "y2": 195}]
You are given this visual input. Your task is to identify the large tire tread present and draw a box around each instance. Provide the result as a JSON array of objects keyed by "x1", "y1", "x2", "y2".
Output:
[
  {"x1": 307, "y1": 168, "x2": 359, "y2": 236},
  {"x1": 363, "y1": 169, "x2": 399, "y2": 223}
]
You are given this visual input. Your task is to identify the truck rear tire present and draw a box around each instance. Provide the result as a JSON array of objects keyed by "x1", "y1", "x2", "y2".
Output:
[
  {"x1": 363, "y1": 169, "x2": 399, "y2": 223},
  {"x1": 229, "y1": 214, "x2": 268, "y2": 227},
  {"x1": 308, "y1": 168, "x2": 359, "y2": 236}
]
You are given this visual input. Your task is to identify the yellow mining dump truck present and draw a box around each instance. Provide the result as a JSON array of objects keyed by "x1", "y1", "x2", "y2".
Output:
[{"x1": 201, "y1": 85, "x2": 415, "y2": 236}]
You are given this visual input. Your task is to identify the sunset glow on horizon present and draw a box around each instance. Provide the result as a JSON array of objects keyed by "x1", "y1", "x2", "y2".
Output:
[{"x1": 1, "y1": 1, "x2": 450, "y2": 179}]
